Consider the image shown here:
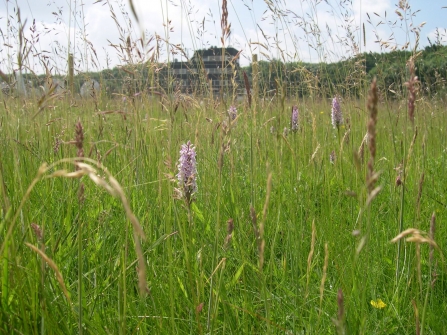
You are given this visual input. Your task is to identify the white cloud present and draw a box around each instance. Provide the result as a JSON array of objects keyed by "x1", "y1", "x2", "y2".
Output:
[{"x1": 353, "y1": 0, "x2": 391, "y2": 14}]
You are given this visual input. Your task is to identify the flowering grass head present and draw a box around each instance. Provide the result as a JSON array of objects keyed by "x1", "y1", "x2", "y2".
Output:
[
  {"x1": 331, "y1": 96, "x2": 343, "y2": 129},
  {"x1": 291, "y1": 105, "x2": 299, "y2": 132},
  {"x1": 177, "y1": 141, "x2": 197, "y2": 203}
]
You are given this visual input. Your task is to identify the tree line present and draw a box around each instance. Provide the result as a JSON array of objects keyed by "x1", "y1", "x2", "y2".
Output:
[{"x1": 2, "y1": 44, "x2": 446, "y2": 99}]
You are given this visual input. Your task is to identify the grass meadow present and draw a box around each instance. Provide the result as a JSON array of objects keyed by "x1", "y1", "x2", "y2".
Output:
[{"x1": 1, "y1": 0, "x2": 447, "y2": 334}]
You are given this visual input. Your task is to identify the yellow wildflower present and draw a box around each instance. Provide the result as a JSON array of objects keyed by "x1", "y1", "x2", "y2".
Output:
[{"x1": 370, "y1": 299, "x2": 386, "y2": 309}]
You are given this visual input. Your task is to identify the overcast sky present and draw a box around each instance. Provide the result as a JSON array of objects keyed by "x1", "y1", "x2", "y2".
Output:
[{"x1": 0, "y1": 0, "x2": 446, "y2": 75}]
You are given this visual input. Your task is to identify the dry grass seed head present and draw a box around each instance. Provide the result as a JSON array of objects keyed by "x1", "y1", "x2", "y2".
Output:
[
  {"x1": 429, "y1": 212, "x2": 436, "y2": 263},
  {"x1": 30, "y1": 223, "x2": 43, "y2": 241},
  {"x1": 404, "y1": 58, "x2": 419, "y2": 124},
  {"x1": 367, "y1": 79, "x2": 378, "y2": 160}
]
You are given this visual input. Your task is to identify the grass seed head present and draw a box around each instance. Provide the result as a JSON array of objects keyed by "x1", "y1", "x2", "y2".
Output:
[
  {"x1": 367, "y1": 79, "x2": 378, "y2": 160},
  {"x1": 30, "y1": 223, "x2": 43, "y2": 241},
  {"x1": 337, "y1": 288, "x2": 344, "y2": 322},
  {"x1": 404, "y1": 58, "x2": 419, "y2": 124},
  {"x1": 428, "y1": 212, "x2": 437, "y2": 268},
  {"x1": 74, "y1": 120, "x2": 85, "y2": 170}
]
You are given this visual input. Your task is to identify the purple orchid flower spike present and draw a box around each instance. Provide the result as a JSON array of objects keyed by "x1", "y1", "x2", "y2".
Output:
[
  {"x1": 228, "y1": 105, "x2": 237, "y2": 121},
  {"x1": 291, "y1": 105, "x2": 299, "y2": 132},
  {"x1": 177, "y1": 141, "x2": 197, "y2": 203},
  {"x1": 331, "y1": 96, "x2": 343, "y2": 129}
]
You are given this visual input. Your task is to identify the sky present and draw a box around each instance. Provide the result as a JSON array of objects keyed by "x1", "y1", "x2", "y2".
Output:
[{"x1": 0, "y1": 0, "x2": 446, "y2": 75}]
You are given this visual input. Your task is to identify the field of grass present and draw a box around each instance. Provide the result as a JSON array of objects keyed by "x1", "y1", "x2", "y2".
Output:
[
  {"x1": 1, "y1": 0, "x2": 447, "y2": 334},
  {"x1": 1, "y1": 87, "x2": 446, "y2": 334}
]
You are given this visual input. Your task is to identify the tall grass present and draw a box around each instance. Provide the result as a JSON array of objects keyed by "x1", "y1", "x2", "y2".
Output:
[{"x1": 1, "y1": 0, "x2": 447, "y2": 334}]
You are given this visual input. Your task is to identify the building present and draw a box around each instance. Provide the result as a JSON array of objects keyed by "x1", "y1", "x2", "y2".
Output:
[{"x1": 164, "y1": 47, "x2": 242, "y2": 95}]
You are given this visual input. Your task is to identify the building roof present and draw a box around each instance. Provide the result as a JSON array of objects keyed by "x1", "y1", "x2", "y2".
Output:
[{"x1": 192, "y1": 47, "x2": 239, "y2": 59}]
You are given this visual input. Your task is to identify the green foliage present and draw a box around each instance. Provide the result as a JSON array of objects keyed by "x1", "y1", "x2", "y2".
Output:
[{"x1": 241, "y1": 45, "x2": 447, "y2": 99}]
